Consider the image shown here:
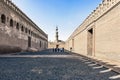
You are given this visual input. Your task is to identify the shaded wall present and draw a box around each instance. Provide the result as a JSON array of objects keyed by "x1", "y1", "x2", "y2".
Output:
[{"x1": 0, "y1": 0, "x2": 48, "y2": 54}]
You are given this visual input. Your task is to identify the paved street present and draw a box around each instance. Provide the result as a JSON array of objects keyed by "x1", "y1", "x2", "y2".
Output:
[{"x1": 0, "y1": 50, "x2": 120, "y2": 80}]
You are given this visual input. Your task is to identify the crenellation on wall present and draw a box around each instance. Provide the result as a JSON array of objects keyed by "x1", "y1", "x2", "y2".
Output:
[{"x1": 67, "y1": 0, "x2": 120, "y2": 42}]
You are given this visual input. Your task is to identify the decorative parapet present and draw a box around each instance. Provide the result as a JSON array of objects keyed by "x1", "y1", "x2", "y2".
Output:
[
  {"x1": 67, "y1": 0, "x2": 120, "y2": 41},
  {"x1": 1, "y1": 0, "x2": 48, "y2": 38}
]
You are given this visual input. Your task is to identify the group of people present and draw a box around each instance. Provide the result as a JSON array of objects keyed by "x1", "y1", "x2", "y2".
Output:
[{"x1": 53, "y1": 48, "x2": 64, "y2": 52}]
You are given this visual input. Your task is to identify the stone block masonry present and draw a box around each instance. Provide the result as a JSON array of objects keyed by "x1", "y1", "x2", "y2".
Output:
[
  {"x1": 0, "y1": 0, "x2": 48, "y2": 54},
  {"x1": 65, "y1": 0, "x2": 120, "y2": 63}
]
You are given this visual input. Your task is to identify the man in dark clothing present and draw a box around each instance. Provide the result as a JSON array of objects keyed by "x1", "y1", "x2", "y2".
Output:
[
  {"x1": 62, "y1": 48, "x2": 64, "y2": 52},
  {"x1": 53, "y1": 48, "x2": 54, "y2": 52}
]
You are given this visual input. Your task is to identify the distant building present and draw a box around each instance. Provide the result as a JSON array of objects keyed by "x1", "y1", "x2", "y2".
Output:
[
  {"x1": 0, "y1": 0, "x2": 48, "y2": 53},
  {"x1": 48, "y1": 27, "x2": 65, "y2": 48}
]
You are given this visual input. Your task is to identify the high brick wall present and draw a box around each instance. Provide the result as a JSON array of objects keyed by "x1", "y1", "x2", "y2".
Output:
[
  {"x1": 65, "y1": 0, "x2": 120, "y2": 62},
  {"x1": 74, "y1": 31, "x2": 87, "y2": 55},
  {"x1": 95, "y1": 2, "x2": 120, "y2": 61},
  {"x1": 0, "y1": 0, "x2": 48, "y2": 54}
]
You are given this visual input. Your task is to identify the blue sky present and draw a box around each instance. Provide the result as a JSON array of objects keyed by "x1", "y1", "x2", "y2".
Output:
[{"x1": 12, "y1": 0, "x2": 102, "y2": 41}]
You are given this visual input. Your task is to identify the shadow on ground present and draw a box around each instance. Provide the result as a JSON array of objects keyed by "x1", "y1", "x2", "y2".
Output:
[
  {"x1": 14, "y1": 49, "x2": 73, "y2": 55},
  {"x1": 0, "y1": 49, "x2": 120, "y2": 80},
  {"x1": 0, "y1": 57, "x2": 119, "y2": 80}
]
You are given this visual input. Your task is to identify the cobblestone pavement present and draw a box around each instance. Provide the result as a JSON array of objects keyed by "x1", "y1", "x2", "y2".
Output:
[{"x1": 0, "y1": 50, "x2": 120, "y2": 80}]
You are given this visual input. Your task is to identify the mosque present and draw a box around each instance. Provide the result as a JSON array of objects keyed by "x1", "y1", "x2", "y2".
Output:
[{"x1": 48, "y1": 27, "x2": 65, "y2": 49}]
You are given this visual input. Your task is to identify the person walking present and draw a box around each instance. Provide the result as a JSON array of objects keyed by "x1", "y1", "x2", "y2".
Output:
[
  {"x1": 53, "y1": 48, "x2": 54, "y2": 52},
  {"x1": 62, "y1": 48, "x2": 64, "y2": 52}
]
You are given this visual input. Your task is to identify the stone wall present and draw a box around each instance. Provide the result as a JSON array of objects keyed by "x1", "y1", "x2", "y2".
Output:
[
  {"x1": 65, "y1": 0, "x2": 120, "y2": 62},
  {"x1": 95, "y1": 2, "x2": 120, "y2": 61},
  {"x1": 48, "y1": 42, "x2": 65, "y2": 49},
  {"x1": 0, "y1": 0, "x2": 48, "y2": 54}
]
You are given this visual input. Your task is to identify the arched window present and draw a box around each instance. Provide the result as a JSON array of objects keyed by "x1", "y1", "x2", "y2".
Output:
[
  {"x1": 31, "y1": 31, "x2": 33, "y2": 36},
  {"x1": 44, "y1": 42, "x2": 46, "y2": 48},
  {"x1": 40, "y1": 41, "x2": 42, "y2": 48},
  {"x1": 1, "y1": 14, "x2": 6, "y2": 24},
  {"x1": 25, "y1": 28, "x2": 28, "y2": 33},
  {"x1": 16, "y1": 23, "x2": 19, "y2": 30},
  {"x1": 29, "y1": 30, "x2": 31, "y2": 34},
  {"x1": 21, "y1": 26, "x2": 24, "y2": 32},
  {"x1": 10, "y1": 19, "x2": 13, "y2": 27}
]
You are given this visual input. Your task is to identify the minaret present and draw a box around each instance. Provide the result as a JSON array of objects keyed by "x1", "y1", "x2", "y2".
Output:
[{"x1": 56, "y1": 26, "x2": 59, "y2": 42}]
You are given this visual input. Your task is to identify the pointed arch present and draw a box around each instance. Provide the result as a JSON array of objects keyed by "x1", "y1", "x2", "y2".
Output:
[
  {"x1": 10, "y1": 19, "x2": 13, "y2": 27},
  {"x1": 16, "y1": 23, "x2": 19, "y2": 30},
  {"x1": 1, "y1": 14, "x2": 6, "y2": 24}
]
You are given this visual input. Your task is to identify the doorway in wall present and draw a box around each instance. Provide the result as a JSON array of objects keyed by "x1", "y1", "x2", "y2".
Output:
[
  {"x1": 87, "y1": 28, "x2": 93, "y2": 56},
  {"x1": 28, "y1": 36, "x2": 31, "y2": 48},
  {"x1": 56, "y1": 45, "x2": 59, "y2": 48},
  {"x1": 72, "y1": 39, "x2": 74, "y2": 51}
]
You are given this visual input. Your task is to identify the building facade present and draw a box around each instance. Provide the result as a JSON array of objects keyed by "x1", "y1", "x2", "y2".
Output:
[
  {"x1": 65, "y1": 0, "x2": 120, "y2": 62},
  {"x1": 0, "y1": 0, "x2": 48, "y2": 53},
  {"x1": 48, "y1": 27, "x2": 65, "y2": 49}
]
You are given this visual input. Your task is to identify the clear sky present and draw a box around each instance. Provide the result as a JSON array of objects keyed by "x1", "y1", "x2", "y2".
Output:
[{"x1": 12, "y1": 0, "x2": 102, "y2": 41}]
